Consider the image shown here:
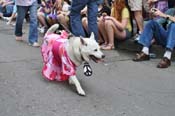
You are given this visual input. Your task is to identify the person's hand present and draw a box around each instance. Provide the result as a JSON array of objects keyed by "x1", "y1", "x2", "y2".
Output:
[
  {"x1": 153, "y1": 8, "x2": 165, "y2": 17},
  {"x1": 104, "y1": 16, "x2": 112, "y2": 20}
]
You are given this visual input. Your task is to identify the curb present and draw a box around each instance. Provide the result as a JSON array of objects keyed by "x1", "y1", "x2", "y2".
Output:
[{"x1": 115, "y1": 39, "x2": 175, "y2": 60}]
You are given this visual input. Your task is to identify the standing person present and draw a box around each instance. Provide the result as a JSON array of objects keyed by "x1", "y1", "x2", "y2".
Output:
[
  {"x1": 15, "y1": 0, "x2": 39, "y2": 47},
  {"x1": 69, "y1": 0, "x2": 103, "y2": 41},
  {"x1": 128, "y1": 0, "x2": 147, "y2": 41}
]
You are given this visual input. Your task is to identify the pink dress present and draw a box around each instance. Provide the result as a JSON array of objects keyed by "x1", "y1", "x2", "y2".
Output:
[{"x1": 41, "y1": 31, "x2": 76, "y2": 81}]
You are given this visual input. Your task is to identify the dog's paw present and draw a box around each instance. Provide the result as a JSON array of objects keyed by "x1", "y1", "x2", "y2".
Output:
[{"x1": 77, "y1": 88, "x2": 86, "y2": 96}]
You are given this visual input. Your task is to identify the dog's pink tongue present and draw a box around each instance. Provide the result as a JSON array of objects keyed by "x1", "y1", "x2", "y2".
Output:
[{"x1": 97, "y1": 59, "x2": 105, "y2": 63}]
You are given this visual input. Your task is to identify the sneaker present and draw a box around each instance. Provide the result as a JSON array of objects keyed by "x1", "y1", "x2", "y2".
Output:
[
  {"x1": 29, "y1": 42, "x2": 40, "y2": 47},
  {"x1": 132, "y1": 33, "x2": 140, "y2": 43},
  {"x1": 3, "y1": 17, "x2": 10, "y2": 21}
]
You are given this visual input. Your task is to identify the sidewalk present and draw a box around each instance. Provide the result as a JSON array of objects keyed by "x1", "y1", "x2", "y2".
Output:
[{"x1": 1, "y1": 19, "x2": 175, "y2": 116}]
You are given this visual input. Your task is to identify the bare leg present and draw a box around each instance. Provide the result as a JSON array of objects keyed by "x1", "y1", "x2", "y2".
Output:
[
  {"x1": 7, "y1": 13, "x2": 17, "y2": 25},
  {"x1": 37, "y1": 12, "x2": 47, "y2": 27},
  {"x1": 134, "y1": 11, "x2": 143, "y2": 32},
  {"x1": 105, "y1": 20, "x2": 126, "y2": 46},
  {"x1": 82, "y1": 17, "x2": 88, "y2": 33},
  {"x1": 57, "y1": 14, "x2": 69, "y2": 29},
  {"x1": 98, "y1": 18, "x2": 108, "y2": 45}
]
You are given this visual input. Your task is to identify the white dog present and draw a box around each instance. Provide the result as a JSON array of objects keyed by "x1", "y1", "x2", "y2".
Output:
[{"x1": 41, "y1": 24, "x2": 105, "y2": 96}]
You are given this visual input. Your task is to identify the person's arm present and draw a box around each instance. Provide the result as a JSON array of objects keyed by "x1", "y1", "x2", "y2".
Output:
[
  {"x1": 104, "y1": 16, "x2": 128, "y2": 31},
  {"x1": 104, "y1": 8, "x2": 129, "y2": 31},
  {"x1": 41, "y1": 1, "x2": 51, "y2": 13},
  {"x1": 2, "y1": 0, "x2": 14, "y2": 7},
  {"x1": 153, "y1": 8, "x2": 175, "y2": 22}
]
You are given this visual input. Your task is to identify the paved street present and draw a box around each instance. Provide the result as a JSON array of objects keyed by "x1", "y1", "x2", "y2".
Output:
[{"x1": 0, "y1": 20, "x2": 175, "y2": 116}]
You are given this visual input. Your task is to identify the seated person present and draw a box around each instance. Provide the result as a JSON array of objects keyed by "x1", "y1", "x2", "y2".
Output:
[
  {"x1": 0, "y1": 0, "x2": 14, "y2": 18},
  {"x1": 147, "y1": 0, "x2": 168, "y2": 19},
  {"x1": 148, "y1": 0, "x2": 168, "y2": 13},
  {"x1": 56, "y1": 0, "x2": 71, "y2": 29},
  {"x1": 6, "y1": 0, "x2": 17, "y2": 25},
  {"x1": 133, "y1": 8, "x2": 175, "y2": 68},
  {"x1": 37, "y1": 0, "x2": 53, "y2": 33},
  {"x1": 98, "y1": 0, "x2": 132, "y2": 50}
]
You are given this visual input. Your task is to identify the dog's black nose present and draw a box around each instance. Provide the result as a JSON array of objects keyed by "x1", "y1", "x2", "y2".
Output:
[{"x1": 102, "y1": 55, "x2": 105, "y2": 58}]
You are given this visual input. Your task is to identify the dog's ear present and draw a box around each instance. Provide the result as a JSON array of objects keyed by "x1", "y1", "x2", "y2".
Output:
[
  {"x1": 80, "y1": 36, "x2": 87, "y2": 46},
  {"x1": 90, "y1": 32, "x2": 95, "y2": 40}
]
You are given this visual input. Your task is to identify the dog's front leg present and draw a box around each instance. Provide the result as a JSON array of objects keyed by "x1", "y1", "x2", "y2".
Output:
[{"x1": 69, "y1": 76, "x2": 86, "y2": 96}]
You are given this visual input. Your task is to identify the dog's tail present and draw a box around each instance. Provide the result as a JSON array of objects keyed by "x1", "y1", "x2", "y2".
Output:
[{"x1": 46, "y1": 24, "x2": 59, "y2": 35}]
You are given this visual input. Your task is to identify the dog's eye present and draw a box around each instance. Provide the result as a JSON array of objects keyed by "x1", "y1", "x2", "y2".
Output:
[{"x1": 94, "y1": 49, "x2": 97, "y2": 52}]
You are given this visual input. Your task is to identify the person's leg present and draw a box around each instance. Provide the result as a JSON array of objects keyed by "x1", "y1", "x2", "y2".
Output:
[
  {"x1": 139, "y1": 20, "x2": 167, "y2": 48},
  {"x1": 7, "y1": 12, "x2": 16, "y2": 25},
  {"x1": 157, "y1": 23, "x2": 175, "y2": 68},
  {"x1": 133, "y1": 20, "x2": 168, "y2": 61},
  {"x1": 128, "y1": 0, "x2": 143, "y2": 41},
  {"x1": 82, "y1": 17, "x2": 88, "y2": 33},
  {"x1": 57, "y1": 13, "x2": 69, "y2": 29},
  {"x1": 28, "y1": 1, "x2": 39, "y2": 45},
  {"x1": 102, "y1": 20, "x2": 126, "y2": 50},
  {"x1": 37, "y1": 12, "x2": 47, "y2": 27},
  {"x1": 15, "y1": 5, "x2": 28, "y2": 40},
  {"x1": 3, "y1": 5, "x2": 13, "y2": 17},
  {"x1": 166, "y1": 23, "x2": 175, "y2": 51},
  {"x1": 98, "y1": 18, "x2": 108, "y2": 45},
  {"x1": 97, "y1": 20, "x2": 105, "y2": 45},
  {"x1": 134, "y1": 11, "x2": 143, "y2": 33},
  {"x1": 87, "y1": 1, "x2": 98, "y2": 41},
  {"x1": 69, "y1": 0, "x2": 88, "y2": 37}
]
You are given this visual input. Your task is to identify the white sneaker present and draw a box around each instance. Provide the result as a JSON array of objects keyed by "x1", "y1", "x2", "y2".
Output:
[
  {"x1": 3, "y1": 17, "x2": 10, "y2": 21},
  {"x1": 133, "y1": 34, "x2": 140, "y2": 43},
  {"x1": 29, "y1": 42, "x2": 40, "y2": 47}
]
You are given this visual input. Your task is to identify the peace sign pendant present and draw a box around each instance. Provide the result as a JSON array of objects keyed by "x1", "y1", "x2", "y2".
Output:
[{"x1": 83, "y1": 62, "x2": 93, "y2": 77}]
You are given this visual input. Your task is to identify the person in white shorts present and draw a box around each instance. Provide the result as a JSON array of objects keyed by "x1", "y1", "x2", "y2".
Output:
[{"x1": 128, "y1": 0, "x2": 148, "y2": 41}]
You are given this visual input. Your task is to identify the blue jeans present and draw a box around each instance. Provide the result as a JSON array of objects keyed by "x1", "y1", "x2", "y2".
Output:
[
  {"x1": 139, "y1": 20, "x2": 175, "y2": 51},
  {"x1": 70, "y1": 0, "x2": 99, "y2": 41},
  {"x1": 0, "y1": 5, "x2": 13, "y2": 17},
  {"x1": 15, "y1": 1, "x2": 38, "y2": 44}
]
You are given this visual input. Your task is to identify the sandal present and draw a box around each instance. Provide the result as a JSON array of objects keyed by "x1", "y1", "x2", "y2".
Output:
[
  {"x1": 157, "y1": 57, "x2": 171, "y2": 68},
  {"x1": 100, "y1": 43, "x2": 107, "y2": 49},
  {"x1": 101, "y1": 44, "x2": 114, "y2": 50},
  {"x1": 133, "y1": 52, "x2": 150, "y2": 61}
]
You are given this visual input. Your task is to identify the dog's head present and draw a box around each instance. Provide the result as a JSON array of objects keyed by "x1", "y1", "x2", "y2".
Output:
[{"x1": 79, "y1": 33, "x2": 105, "y2": 63}]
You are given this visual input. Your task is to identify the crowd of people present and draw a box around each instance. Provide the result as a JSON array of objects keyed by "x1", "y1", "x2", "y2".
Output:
[{"x1": 0, "y1": 0, "x2": 175, "y2": 68}]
